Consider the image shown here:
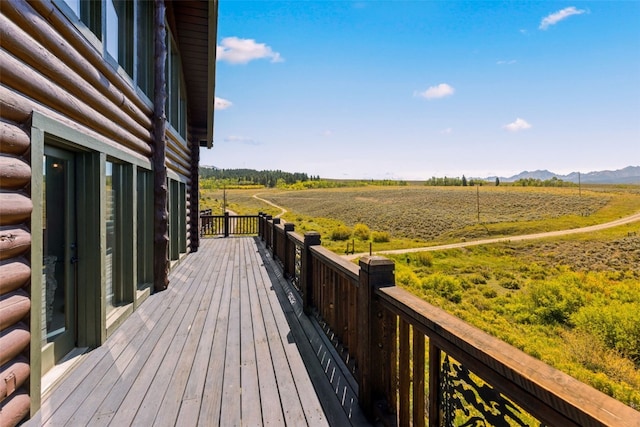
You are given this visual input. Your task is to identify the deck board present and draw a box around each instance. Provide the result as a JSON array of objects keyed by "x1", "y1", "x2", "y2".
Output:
[{"x1": 32, "y1": 237, "x2": 367, "y2": 426}]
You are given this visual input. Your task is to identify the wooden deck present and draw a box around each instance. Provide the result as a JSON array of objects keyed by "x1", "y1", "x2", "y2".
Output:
[{"x1": 29, "y1": 237, "x2": 368, "y2": 426}]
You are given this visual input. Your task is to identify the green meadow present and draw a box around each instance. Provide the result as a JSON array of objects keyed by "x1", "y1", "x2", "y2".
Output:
[{"x1": 200, "y1": 183, "x2": 640, "y2": 407}]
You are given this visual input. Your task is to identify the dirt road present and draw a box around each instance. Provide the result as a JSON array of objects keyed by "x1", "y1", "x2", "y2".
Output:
[
  {"x1": 253, "y1": 193, "x2": 287, "y2": 218},
  {"x1": 344, "y1": 211, "x2": 640, "y2": 260},
  {"x1": 250, "y1": 192, "x2": 640, "y2": 259}
]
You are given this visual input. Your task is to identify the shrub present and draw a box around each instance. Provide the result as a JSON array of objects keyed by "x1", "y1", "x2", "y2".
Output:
[
  {"x1": 414, "y1": 252, "x2": 433, "y2": 267},
  {"x1": 422, "y1": 273, "x2": 463, "y2": 303},
  {"x1": 572, "y1": 303, "x2": 640, "y2": 364},
  {"x1": 372, "y1": 231, "x2": 391, "y2": 243},
  {"x1": 527, "y1": 280, "x2": 584, "y2": 325},
  {"x1": 482, "y1": 288, "x2": 498, "y2": 299},
  {"x1": 353, "y1": 223, "x2": 371, "y2": 240},
  {"x1": 499, "y1": 278, "x2": 521, "y2": 290},
  {"x1": 469, "y1": 274, "x2": 487, "y2": 285},
  {"x1": 330, "y1": 225, "x2": 351, "y2": 241}
]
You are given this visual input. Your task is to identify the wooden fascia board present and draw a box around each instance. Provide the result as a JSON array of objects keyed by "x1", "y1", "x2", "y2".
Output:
[{"x1": 206, "y1": 0, "x2": 218, "y2": 149}]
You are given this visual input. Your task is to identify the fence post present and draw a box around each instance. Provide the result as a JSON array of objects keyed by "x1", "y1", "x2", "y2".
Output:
[
  {"x1": 272, "y1": 218, "x2": 281, "y2": 258},
  {"x1": 283, "y1": 223, "x2": 295, "y2": 277},
  {"x1": 265, "y1": 215, "x2": 272, "y2": 248},
  {"x1": 300, "y1": 232, "x2": 321, "y2": 315},
  {"x1": 357, "y1": 256, "x2": 396, "y2": 422},
  {"x1": 258, "y1": 212, "x2": 264, "y2": 240},
  {"x1": 224, "y1": 211, "x2": 230, "y2": 237}
]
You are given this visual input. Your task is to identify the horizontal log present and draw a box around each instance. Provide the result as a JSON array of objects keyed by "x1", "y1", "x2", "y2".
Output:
[
  {"x1": 0, "y1": 227, "x2": 30, "y2": 261},
  {"x1": 0, "y1": 388, "x2": 29, "y2": 427},
  {"x1": 11, "y1": 0, "x2": 153, "y2": 120},
  {"x1": 166, "y1": 142, "x2": 191, "y2": 171},
  {"x1": 0, "y1": 323, "x2": 29, "y2": 367},
  {"x1": 0, "y1": 120, "x2": 29, "y2": 156},
  {"x1": 0, "y1": 155, "x2": 30, "y2": 190},
  {"x1": 0, "y1": 14, "x2": 153, "y2": 144},
  {"x1": 0, "y1": 258, "x2": 30, "y2": 296},
  {"x1": 166, "y1": 150, "x2": 191, "y2": 175},
  {"x1": 0, "y1": 86, "x2": 150, "y2": 165},
  {"x1": 0, "y1": 289, "x2": 30, "y2": 331},
  {"x1": 166, "y1": 159, "x2": 191, "y2": 181},
  {"x1": 0, "y1": 194, "x2": 31, "y2": 227},
  {"x1": 0, "y1": 86, "x2": 31, "y2": 125},
  {"x1": 0, "y1": 356, "x2": 29, "y2": 402},
  {"x1": 166, "y1": 131, "x2": 191, "y2": 163},
  {"x1": 0, "y1": 49, "x2": 152, "y2": 157}
]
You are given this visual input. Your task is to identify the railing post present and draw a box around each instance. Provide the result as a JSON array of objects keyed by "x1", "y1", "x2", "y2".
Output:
[
  {"x1": 300, "y1": 232, "x2": 321, "y2": 315},
  {"x1": 265, "y1": 215, "x2": 272, "y2": 248},
  {"x1": 224, "y1": 211, "x2": 229, "y2": 237},
  {"x1": 272, "y1": 218, "x2": 281, "y2": 259},
  {"x1": 357, "y1": 256, "x2": 396, "y2": 422},
  {"x1": 283, "y1": 223, "x2": 295, "y2": 277},
  {"x1": 258, "y1": 212, "x2": 264, "y2": 240},
  {"x1": 428, "y1": 342, "x2": 441, "y2": 427}
]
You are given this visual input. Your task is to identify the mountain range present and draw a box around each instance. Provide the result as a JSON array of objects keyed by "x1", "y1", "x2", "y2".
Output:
[{"x1": 490, "y1": 166, "x2": 640, "y2": 184}]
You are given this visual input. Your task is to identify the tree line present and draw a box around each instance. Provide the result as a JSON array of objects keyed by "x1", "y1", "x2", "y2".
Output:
[{"x1": 200, "y1": 167, "x2": 316, "y2": 188}]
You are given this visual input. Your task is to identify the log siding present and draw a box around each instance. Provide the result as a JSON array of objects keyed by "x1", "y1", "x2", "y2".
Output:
[{"x1": 0, "y1": 1, "x2": 216, "y2": 424}]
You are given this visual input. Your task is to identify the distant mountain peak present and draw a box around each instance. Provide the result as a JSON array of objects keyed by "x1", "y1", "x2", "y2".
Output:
[{"x1": 496, "y1": 166, "x2": 640, "y2": 184}]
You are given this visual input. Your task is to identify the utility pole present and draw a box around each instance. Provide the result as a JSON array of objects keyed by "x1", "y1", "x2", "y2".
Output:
[
  {"x1": 477, "y1": 186, "x2": 480, "y2": 223},
  {"x1": 223, "y1": 184, "x2": 227, "y2": 214},
  {"x1": 578, "y1": 172, "x2": 581, "y2": 197}
]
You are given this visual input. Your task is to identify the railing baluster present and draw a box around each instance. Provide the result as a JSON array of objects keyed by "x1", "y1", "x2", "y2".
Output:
[
  {"x1": 399, "y1": 320, "x2": 410, "y2": 427},
  {"x1": 413, "y1": 330, "x2": 426, "y2": 427},
  {"x1": 428, "y1": 342, "x2": 440, "y2": 427}
]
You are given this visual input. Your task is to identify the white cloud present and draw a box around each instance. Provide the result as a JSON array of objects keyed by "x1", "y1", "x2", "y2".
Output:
[
  {"x1": 539, "y1": 7, "x2": 587, "y2": 30},
  {"x1": 217, "y1": 37, "x2": 284, "y2": 64},
  {"x1": 440, "y1": 128, "x2": 453, "y2": 135},
  {"x1": 414, "y1": 83, "x2": 455, "y2": 100},
  {"x1": 214, "y1": 97, "x2": 232, "y2": 110},
  {"x1": 224, "y1": 135, "x2": 259, "y2": 145},
  {"x1": 321, "y1": 130, "x2": 333, "y2": 137},
  {"x1": 497, "y1": 60, "x2": 517, "y2": 65},
  {"x1": 503, "y1": 118, "x2": 532, "y2": 132}
]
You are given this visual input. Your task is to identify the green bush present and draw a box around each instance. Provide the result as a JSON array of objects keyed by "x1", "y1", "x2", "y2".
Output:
[
  {"x1": 422, "y1": 273, "x2": 463, "y2": 303},
  {"x1": 413, "y1": 252, "x2": 433, "y2": 267},
  {"x1": 499, "y1": 278, "x2": 521, "y2": 290},
  {"x1": 469, "y1": 274, "x2": 487, "y2": 285},
  {"x1": 526, "y1": 279, "x2": 584, "y2": 325},
  {"x1": 330, "y1": 225, "x2": 352, "y2": 241},
  {"x1": 353, "y1": 223, "x2": 371, "y2": 240},
  {"x1": 572, "y1": 303, "x2": 640, "y2": 364},
  {"x1": 372, "y1": 231, "x2": 391, "y2": 243}
]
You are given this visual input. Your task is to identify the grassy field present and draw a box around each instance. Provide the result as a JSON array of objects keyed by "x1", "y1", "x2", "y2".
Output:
[
  {"x1": 199, "y1": 183, "x2": 640, "y2": 407},
  {"x1": 201, "y1": 184, "x2": 640, "y2": 253}
]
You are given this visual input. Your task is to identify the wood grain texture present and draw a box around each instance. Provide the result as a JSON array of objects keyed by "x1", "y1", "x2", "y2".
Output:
[
  {"x1": 34, "y1": 238, "x2": 333, "y2": 427},
  {"x1": 0, "y1": 121, "x2": 30, "y2": 156},
  {"x1": 0, "y1": 155, "x2": 30, "y2": 190},
  {"x1": 0, "y1": 226, "x2": 31, "y2": 259},
  {"x1": 0, "y1": 289, "x2": 30, "y2": 330},
  {"x1": 378, "y1": 285, "x2": 640, "y2": 427},
  {"x1": 0, "y1": 258, "x2": 30, "y2": 296}
]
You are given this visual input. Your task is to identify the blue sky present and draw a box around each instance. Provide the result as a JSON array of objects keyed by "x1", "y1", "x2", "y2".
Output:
[{"x1": 203, "y1": 1, "x2": 640, "y2": 179}]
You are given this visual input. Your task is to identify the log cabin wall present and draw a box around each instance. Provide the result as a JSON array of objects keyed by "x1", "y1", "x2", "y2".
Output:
[{"x1": 0, "y1": 1, "x2": 211, "y2": 424}]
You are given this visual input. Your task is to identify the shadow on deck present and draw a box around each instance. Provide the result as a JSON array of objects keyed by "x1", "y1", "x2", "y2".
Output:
[{"x1": 29, "y1": 237, "x2": 369, "y2": 426}]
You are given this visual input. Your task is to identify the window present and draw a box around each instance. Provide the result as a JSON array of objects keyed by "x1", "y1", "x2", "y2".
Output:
[
  {"x1": 166, "y1": 33, "x2": 187, "y2": 139},
  {"x1": 136, "y1": 0, "x2": 154, "y2": 97},
  {"x1": 106, "y1": 160, "x2": 134, "y2": 314},
  {"x1": 59, "y1": 0, "x2": 152, "y2": 97},
  {"x1": 63, "y1": 0, "x2": 102, "y2": 40},
  {"x1": 106, "y1": 0, "x2": 133, "y2": 76},
  {"x1": 136, "y1": 169, "x2": 153, "y2": 289}
]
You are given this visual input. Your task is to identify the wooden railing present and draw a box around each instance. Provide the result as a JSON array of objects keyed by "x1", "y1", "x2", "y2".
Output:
[
  {"x1": 257, "y1": 213, "x2": 640, "y2": 426},
  {"x1": 199, "y1": 211, "x2": 259, "y2": 237}
]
